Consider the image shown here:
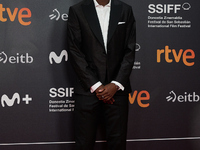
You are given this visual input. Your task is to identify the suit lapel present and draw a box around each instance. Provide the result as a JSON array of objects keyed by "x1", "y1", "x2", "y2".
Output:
[
  {"x1": 107, "y1": 0, "x2": 122, "y2": 44},
  {"x1": 82, "y1": 0, "x2": 104, "y2": 48},
  {"x1": 81, "y1": 0, "x2": 122, "y2": 48}
]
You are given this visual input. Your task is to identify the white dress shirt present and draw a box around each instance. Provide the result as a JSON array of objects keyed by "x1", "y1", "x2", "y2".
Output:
[
  {"x1": 90, "y1": 0, "x2": 124, "y2": 93},
  {"x1": 94, "y1": 0, "x2": 111, "y2": 50}
]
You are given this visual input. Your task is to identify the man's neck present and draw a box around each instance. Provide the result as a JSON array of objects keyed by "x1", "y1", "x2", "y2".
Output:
[{"x1": 96, "y1": 0, "x2": 110, "y2": 6}]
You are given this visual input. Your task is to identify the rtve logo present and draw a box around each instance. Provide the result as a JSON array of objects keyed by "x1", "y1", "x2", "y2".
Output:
[
  {"x1": 49, "y1": 50, "x2": 68, "y2": 64},
  {"x1": 0, "y1": 4, "x2": 31, "y2": 26},
  {"x1": 0, "y1": 51, "x2": 33, "y2": 64},
  {"x1": 129, "y1": 90, "x2": 150, "y2": 108},
  {"x1": 166, "y1": 90, "x2": 200, "y2": 103},
  {"x1": 1, "y1": 93, "x2": 32, "y2": 107},
  {"x1": 157, "y1": 46, "x2": 195, "y2": 66},
  {"x1": 148, "y1": 2, "x2": 191, "y2": 14}
]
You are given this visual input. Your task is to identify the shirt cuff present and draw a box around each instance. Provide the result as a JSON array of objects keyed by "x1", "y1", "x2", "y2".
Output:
[
  {"x1": 111, "y1": 81, "x2": 124, "y2": 91},
  {"x1": 90, "y1": 81, "x2": 102, "y2": 93}
]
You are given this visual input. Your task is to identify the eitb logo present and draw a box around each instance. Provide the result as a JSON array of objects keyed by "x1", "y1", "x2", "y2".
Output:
[
  {"x1": 0, "y1": 51, "x2": 33, "y2": 64},
  {"x1": 166, "y1": 91, "x2": 200, "y2": 103},
  {"x1": 49, "y1": 8, "x2": 68, "y2": 21}
]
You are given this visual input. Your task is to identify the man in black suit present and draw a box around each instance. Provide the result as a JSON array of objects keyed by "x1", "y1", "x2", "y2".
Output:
[{"x1": 67, "y1": 0, "x2": 136, "y2": 149}]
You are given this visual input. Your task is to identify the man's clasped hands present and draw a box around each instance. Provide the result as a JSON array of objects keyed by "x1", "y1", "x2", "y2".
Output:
[{"x1": 95, "y1": 83, "x2": 118, "y2": 104}]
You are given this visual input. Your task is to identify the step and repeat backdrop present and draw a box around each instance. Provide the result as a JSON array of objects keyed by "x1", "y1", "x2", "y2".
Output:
[{"x1": 0, "y1": 0, "x2": 200, "y2": 150}]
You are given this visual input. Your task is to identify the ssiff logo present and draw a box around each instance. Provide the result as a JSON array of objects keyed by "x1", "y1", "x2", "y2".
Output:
[
  {"x1": 166, "y1": 90, "x2": 200, "y2": 103},
  {"x1": 49, "y1": 87, "x2": 74, "y2": 98},
  {"x1": 148, "y1": 2, "x2": 191, "y2": 14},
  {"x1": 49, "y1": 50, "x2": 68, "y2": 64},
  {"x1": 133, "y1": 43, "x2": 141, "y2": 70},
  {"x1": 0, "y1": 4, "x2": 31, "y2": 26},
  {"x1": 1, "y1": 93, "x2": 32, "y2": 107},
  {"x1": 135, "y1": 43, "x2": 141, "y2": 52},
  {"x1": 49, "y1": 8, "x2": 68, "y2": 21}
]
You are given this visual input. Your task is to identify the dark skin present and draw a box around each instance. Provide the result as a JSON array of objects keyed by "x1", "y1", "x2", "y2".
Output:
[
  {"x1": 94, "y1": 0, "x2": 118, "y2": 104},
  {"x1": 95, "y1": 83, "x2": 118, "y2": 104},
  {"x1": 96, "y1": 0, "x2": 110, "y2": 6}
]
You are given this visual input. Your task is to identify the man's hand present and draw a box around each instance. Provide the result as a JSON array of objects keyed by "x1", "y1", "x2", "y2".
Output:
[
  {"x1": 96, "y1": 83, "x2": 118, "y2": 101},
  {"x1": 103, "y1": 98, "x2": 115, "y2": 104},
  {"x1": 95, "y1": 85, "x2": 105, "y2": 95},
  {"x1": 95, "y1": 85, "x2": 105, "y2": 100},
  {"x1": 95, "y1": 84, "x2": 118, "y2": 104}
]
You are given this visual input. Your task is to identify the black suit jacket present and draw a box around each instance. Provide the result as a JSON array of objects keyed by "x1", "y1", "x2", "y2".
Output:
[{"x1": 67, "y1": 0, "x2": 136, "y2": 95}]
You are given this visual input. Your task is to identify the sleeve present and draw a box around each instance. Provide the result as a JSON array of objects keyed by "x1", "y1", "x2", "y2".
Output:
[
  {"x1": 111, "y1": 81, "x2": 124, "y2": 91},
  {"x1": 90, "y1": 81, "x2": 102, "y2": 93},
  {"x1": 67, "y1": 7, "x2": 99, "y2": 90},
  {"x1": 114, "y1": 6, "x2": 136, "y2": 86}
]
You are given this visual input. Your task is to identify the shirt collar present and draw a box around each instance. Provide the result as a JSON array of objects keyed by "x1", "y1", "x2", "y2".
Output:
[{"x1": 93, "y1": 0, "x2": 111, "y2": 7}]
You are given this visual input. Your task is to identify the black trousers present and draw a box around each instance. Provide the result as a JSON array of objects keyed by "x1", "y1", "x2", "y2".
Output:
[{"x1": 74, "y1": 94, "x2": 129, "y2": 150}]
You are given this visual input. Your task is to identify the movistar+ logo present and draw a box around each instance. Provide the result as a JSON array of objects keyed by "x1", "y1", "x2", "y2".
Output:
[
  {"x1": 1, "y1": 93, "x2": 32, "y2": 107},
  {"x1": 49, "y1": 50, "x2": 68, "y2": 64}
]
